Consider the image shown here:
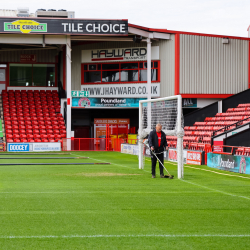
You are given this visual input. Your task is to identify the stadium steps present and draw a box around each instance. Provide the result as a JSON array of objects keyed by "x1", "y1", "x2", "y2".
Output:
[
  {"x1": 167, "y1": 103, "x2": 250, "y2": 148},
  {"x1": 3, "y1": 89, "x2": 66, "y2": 143}
]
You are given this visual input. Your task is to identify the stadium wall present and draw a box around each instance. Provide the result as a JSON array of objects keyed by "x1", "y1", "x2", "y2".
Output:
[
  {"x1": 0, "y1": 48, "x2": 57, "y2": 63},
  {"x1": 158, "y1": 35, "x2": 175, "y2": 97},
  {"x1": 71, "y1": 40, "x2": 161, "y2": 92},
  {"x1": 179, "y1": 34, "x2": 249, "y2": 95}
]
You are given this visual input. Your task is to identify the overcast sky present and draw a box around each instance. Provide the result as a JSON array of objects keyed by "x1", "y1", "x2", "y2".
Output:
[{"x1": 1, "y1": 0, "x2": 250, "y2": 37}]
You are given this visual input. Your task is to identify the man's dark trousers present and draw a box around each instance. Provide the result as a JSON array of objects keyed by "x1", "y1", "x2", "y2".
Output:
[{"x1": 151, "y1": 151, "x2": 164, "y2": 176}]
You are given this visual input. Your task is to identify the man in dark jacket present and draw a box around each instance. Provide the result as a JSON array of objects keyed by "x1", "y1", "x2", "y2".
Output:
[{"x1": 148, "y1": 124, "x2": 168, "y2": 178}]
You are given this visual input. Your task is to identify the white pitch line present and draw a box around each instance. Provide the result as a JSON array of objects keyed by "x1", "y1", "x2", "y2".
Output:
[
  {"x1": 0, "y1": 191, "x2": 212, "y2": 194},
  {"x1": 181, "y1": 179, "x2": 250, "y2": 201},
  {"x1": 1, "y1": 234, "x2": 250, "y2": 239},
  {"x1": 71, "y1": 153, "x2": 152, "y2": 173}
]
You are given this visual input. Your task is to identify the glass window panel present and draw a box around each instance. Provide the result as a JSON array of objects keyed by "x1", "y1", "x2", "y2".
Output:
[
  {"x1": 89, "y1": 64, "x2": 97, "y2": 70},
  {"x1": 154, "y1": 61, "x2": 158, "y2": 68},
  {"x1": 98, "y1": 64, "x2": 101, "y2": 70},
  {"x1": 84, "y1": 71, "x2": 101, "y2": 83},
  {"x1": 121, "y1": 70, "x2": 138, "y2": 82},
  {"x1": 102, "y1": 71, "x2": 119, "y2": 82},
  {"x1": 121, "y1": 63, "x2": 138, "y2": 69},
  {"x1": 140, "y1": 69, "x2": 158, "y2": 81},
  {"x1": 33, "y1": 64, "x2": 55, "y2": 87},
  {"x1": 9, "y1": 64, "x2": 32, "y2": 86},
  {"x1": 0, "y1": 69, "x2": 6, "y2": 81},
  {"x1": 102, "y1": 64, "x2": 119, "y2": 70},
  {"x1": 84, "y1": 65, "x2": 87, "y2": 70},
  {"x1": 139, "y1": 62, "x2": 143, "y2": 69},
  {"x1": 144, "y1": 62, "x2": 153, "y2": 69}
]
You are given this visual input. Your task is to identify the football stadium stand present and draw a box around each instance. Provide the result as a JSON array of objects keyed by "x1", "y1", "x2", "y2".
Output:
[{"x1": 2, "y1": 89, "x2": 66, "y2": 143}]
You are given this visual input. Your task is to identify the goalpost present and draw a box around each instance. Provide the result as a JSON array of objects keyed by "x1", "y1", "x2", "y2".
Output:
[{"x1": 138, "y1": 95, "x2": 184, "y2": 179}]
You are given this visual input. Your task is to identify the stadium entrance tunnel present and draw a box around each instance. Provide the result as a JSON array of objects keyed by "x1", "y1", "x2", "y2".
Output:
[{"x1": 71, "y1": 108, "x2": 139, "y2": 138}]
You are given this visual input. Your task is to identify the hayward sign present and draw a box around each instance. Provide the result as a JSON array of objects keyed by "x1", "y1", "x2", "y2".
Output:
[
  {"x1": 0, "y1": 18, "x2": 128, "y2": 35},
  {"x1": 82, "y1": 46, "x2": 159, "y2": 62}
]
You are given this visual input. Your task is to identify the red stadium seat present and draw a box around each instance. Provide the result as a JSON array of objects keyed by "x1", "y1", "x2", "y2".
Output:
[
  {"x1": 54, "y1": 134, "x2": 61, "y2": 140},
  {"x1": 37, "y1": 117, "x2": 44, "y2": 121},
  {"x1": 33, "y1": 130, "x2": 40, "y2": 135},
  {"x1": 48, "y1": 134, "x2": 55, "y2": 139},
  {"x1": 34, "y1": 139, "x2": 42, "y2": 142},
  {"x1": 34, "y1": 134, "x2": 41, "y2": 139},
  {"x1": 41, "y1": 134, "x2": 48, "y2": 139},
  {"x1": 27, "y1": 134, "x2": 34, "y2": 139},
  {"x1": 26, "y1": 129, "x2": 33, "y2": 134},
  {"x1": 52, "y1": 121, "x2": 59, "y2": 126},
  {"x1": 45, "y1": 121, "x2": 52, "y2": 126},
  {"x1": 58, "y1": 121, "x2": 65, "y2": 126},
  {"x1": 13, "y1": 134, "x2": 20, "y2": 139},
  {"x1": 25, "y1": 121, "x2": 32, "y2": 125},
  {"x1": 50, "y1": 117, "x2": 58, "y2": 122},
  {"x1": 14, "y1": 139, "x2": 21, "y2": 142}
]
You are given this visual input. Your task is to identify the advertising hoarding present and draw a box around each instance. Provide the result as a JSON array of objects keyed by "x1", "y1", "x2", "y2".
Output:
[{"x1": 207, "y1": 153, "x2": 250, "y2": 174}]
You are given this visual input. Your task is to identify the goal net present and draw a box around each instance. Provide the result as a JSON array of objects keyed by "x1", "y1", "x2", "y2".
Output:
[{"x1": 138, "y1": 95, "x2": 184, "y2": 179}]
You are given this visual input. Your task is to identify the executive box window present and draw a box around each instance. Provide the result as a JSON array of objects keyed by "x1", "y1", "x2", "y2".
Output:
[
  {"x1": 81, "y1": 61, "x2": 160, "y2": 84},
  {"x1": 9, "y1": 64, "x2": 55, "y2": 87}
]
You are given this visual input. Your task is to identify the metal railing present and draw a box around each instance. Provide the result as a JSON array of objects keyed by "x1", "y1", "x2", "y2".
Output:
[
  {"x1": 61, "y1": 138, "x2": 138, "y2": 151},
  {"x1": 212, "y1": 116, "x2": 250, "y2": 137}
]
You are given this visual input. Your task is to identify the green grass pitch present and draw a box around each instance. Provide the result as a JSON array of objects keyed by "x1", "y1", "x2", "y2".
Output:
[{"x1": 0, "y1": 151, "x2": 250, "y2": 249}]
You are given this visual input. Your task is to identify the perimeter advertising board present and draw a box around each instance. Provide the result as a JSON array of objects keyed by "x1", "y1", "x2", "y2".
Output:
[
  {"x1": 7, "y1": 143, "x2": 61, "y2": 152},
  {"x1": 8, "y1": 143, "x2": 29, "y2": 152},
  {"x1": 72, "y1": 97, "x2": 146, "y2": 108},
  {"x1": 207, "y1": 153, "x2": 250, "y2": 174},
  {"x1": 168, "y1": 149, "x2": 187, "y2": 164}
]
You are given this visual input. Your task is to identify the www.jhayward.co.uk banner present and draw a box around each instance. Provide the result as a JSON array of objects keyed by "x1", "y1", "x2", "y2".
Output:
[{"x1": 207, "y1": 153, "x2": 250, "y2": 174}]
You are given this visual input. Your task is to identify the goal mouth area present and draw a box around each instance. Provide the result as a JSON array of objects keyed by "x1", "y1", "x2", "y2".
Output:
[{"x1": 138, "y1": 95, "x2": 184, "y2": 179}]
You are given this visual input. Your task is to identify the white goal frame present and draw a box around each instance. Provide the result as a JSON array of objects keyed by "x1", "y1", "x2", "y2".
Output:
[{"x1": 138, "y1": 95, "x2": 184, "y2": 179}]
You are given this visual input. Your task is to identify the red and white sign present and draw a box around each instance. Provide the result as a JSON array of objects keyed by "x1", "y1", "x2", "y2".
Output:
[
  {"x1": 186, "y1": 151, "x2": 202, "y2": 165},
  {"x1": 168, "y1": 149, "x2": 178, "y2": 162},
  {"x1": 82, "y1": 47, "x2": 159, "y2": 63},
  {"x1": 213, "y1": 141, "x2": 223, "y2": 153},
  {"x1": 20, "y1": 54, "x2": 36, "y2": 63},
  {"x1": 94, "y1": 118, "x2": 130, "y2": 125}
]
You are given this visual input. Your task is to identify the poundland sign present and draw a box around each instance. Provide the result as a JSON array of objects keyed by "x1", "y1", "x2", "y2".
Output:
[{"x1": 0, "y1": 18, "x2": 128, "y2": 35}]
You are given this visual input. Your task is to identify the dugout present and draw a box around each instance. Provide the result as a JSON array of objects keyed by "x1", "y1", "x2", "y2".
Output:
[{"x1": 1, "y1": 8, "x2": 250, "y2": 143}]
